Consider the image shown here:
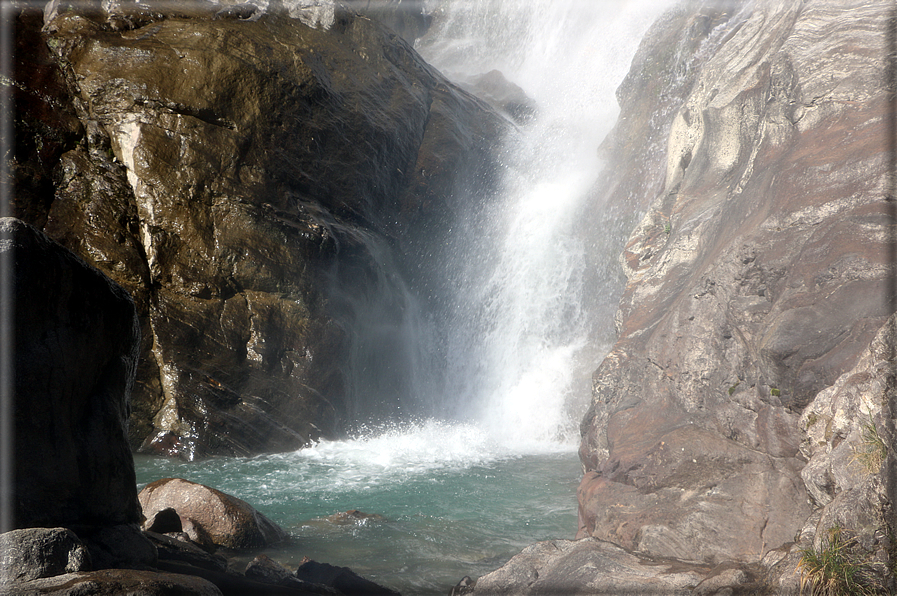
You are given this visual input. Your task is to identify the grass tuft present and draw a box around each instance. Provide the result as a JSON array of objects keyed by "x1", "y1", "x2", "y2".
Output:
[
  {"x1": 797, "y1": 527, "x2": 879, "y2": 595},
  {"x1": 851, "y1": 421, "x2": 887, "y2": 475}
]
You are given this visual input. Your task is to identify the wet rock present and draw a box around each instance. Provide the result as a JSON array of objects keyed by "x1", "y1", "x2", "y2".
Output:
[
  {"x1": 243, "y1": 555, "x2": 327, "y2": 592},
  {"x1": 455, "y1": 70, "x2": 537, "y2": 125},
  {"x1": 7, "y1": 569, "x2": 223, "y2": 596},
  {"x1": 144, "y1": 507, "x2": 182, "y2": 534},
  {"x1": 0, "y1": 528, "x2": 91, "y2": 584},
  {"x1": 138, "y1": 478, "x2": 287, "y2": 550},
  {"x1": 578, "y1": 0, "x2": 894, "y2": 564},
  {"x1": 74, "y1": 524, "x2": 158, "y2": 570},
  {"x1": 22, "y1": 2, "x2": 504, "y2": 459},
  {"x1": 449, "y1": 575, "x2": 475, "y2": 596},
  {"x1": 143, "y1": 531, "x2": 228, "y2": 574},
  {"x1": 325, "y1": 510, "x2": 386, "y2": 525},
  {"x1": 295, "y1": 560, "x2": 400, "y2": 596},
  {"x1": 4, "y1": 217, "x2": 141, "y2": 530}
]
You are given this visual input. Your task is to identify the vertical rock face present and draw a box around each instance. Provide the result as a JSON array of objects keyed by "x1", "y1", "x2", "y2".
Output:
[
  {"x1": 4, "y1": 218, "x2": 142, "y2": 529},
  {"x1": 579, "y1": 0, "x2": 894, "y2": 565},
  {"x1": 13, "y1": 2, "x2": 503, "y2": 458}
]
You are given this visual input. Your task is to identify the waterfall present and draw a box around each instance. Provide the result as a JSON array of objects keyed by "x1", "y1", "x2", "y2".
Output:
[{"x1": 413, "y1": 0, "x2": 678, "y2": 449}]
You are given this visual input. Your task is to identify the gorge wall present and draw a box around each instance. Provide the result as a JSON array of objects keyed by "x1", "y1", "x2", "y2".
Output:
[
  {"x1": 577, "y1": 0, "x2": 895, "y2": 577},
  {"x1": 11, "y1": 0, "x2": 504, "y2": 459}
]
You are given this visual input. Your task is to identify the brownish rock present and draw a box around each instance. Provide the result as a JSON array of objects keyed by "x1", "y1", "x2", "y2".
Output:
[
  {"x1": 138, "y1": 478, "x2": 287, "y2": 550},
  {"x1": 578, "y1": 0, "x2": 894, "y2": 565},
  {"x1": 11, "y1": 2, "x2": 505, "y2": 459}
]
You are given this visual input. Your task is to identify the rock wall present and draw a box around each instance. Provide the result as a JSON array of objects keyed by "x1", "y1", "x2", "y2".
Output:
[
  {"x1": 579, "y1": 0, "x2": 895, "y2": 567},
  {"x1": 12, "y1": 1, "x2": 504, "y2": 458},
  {"x1": 4, "y1": 217, "x2": 141, "y2": 529}
]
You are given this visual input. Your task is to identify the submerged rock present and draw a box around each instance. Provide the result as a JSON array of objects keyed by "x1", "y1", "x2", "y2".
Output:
[
  {"x1": 578, "y1": 0, "x2": 894, "y2": 566},
  {"x1": 138, "y1": 478, "x2": 288, "y2": 550}
]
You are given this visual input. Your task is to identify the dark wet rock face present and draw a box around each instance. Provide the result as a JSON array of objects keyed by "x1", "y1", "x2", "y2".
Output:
[
  {"x1": 578, "y1": 0, "x2": 894, "y2": 566},
  {"x1": 13, "y1": 2, "x2": 503, "y2": 459},
  {"x1": 4, "y1": 217, "x2": 141, "y2": 530}
]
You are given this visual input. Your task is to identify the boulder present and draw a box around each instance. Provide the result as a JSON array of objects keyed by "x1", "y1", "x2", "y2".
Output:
[
  {"x1": 0, "y1": 528, "x2": 91, "y2": 584},
  {"x1": 294, "y1": 560, "x2": 400, "y2": 596},
  {"x1": 578, "y1": 0, "x2": 894, "y2": 564},
  {"x1": 471, "y1": 539, "x2": 712, "y2": 595},
  {"x1": 138, "y1": 478, "x2": 287, "y2": 550},
  {"x1": 4, "y1": 217, "x2": 141, "y2": 530},
  {"x1": 6, "y1": 569, "x2": 223, "y2": 596},
  {"x1": 13, "y1": 1, "x2": 505, "y2": 459}
]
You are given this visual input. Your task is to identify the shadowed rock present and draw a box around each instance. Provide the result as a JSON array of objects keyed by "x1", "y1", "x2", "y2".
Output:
[
  {"x1": 4, "y1": 217, "x2": 141, "y2": 530},
  {"x1": 0, "y1": 528, "x2": 91, "y2": 584}
]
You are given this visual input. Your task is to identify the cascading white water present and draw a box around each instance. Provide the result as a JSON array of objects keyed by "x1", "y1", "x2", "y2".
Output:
[
  {"x1": 135, "y1": 5, "x2": 683, "y2": 592},
  {"x1": 418, "y1": 0, "x2": 678, "y2": 450}
]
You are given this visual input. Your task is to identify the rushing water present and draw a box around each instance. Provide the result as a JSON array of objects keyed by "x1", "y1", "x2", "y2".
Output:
[{"x1": 135, "y1": 0, "x2": 677, "y2": 593}]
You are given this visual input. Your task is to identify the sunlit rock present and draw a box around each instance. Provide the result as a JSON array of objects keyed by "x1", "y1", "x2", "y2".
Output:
[
  {"x1": 579, "y1": 0, "x2": 894, "y2": 565},
  {"x1": 138, "y1": 478, "x2": 288, "y2": 550}
]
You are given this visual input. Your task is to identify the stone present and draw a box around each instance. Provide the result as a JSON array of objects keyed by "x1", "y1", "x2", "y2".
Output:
[
  {"x1": 6, "y1": 569, "x2": 223, "y2": 596},
  {"x1": 244, "y1": 555, "x2": 293, "y2": 585},
  {"x1": 4, "y1": 217, "x2": 142, "y2": 529},
  {"x1": 470, "y1": 539, "x2": 708, "y2": 595},
  {"x1": 294, "y1": 560, "x2": 400, "y2": 595},
  {"x1": 144, "y1": 507, "x2": 182, "y2": 534},
  {"x1": 578, "y1": 0, "x2": 894, "y2": 565},
  {"x1": 325, "y1": 510, "x2": 386, "y2": 525},
  {"x1": 17, "y1": 2, "x2": 505, "y2": 459},
  {"x1": 73, "y1": 524, "x2": 157, "y2": 571},
  {"x1": 0, "y1": 528, "x2": 91, "y2": 584},
  {"x1": 138, "y1": 478, "x2": 287, "y2": 550},
  {"x1": 143, "y1": 531, "x2": 228, "y2": 574}
]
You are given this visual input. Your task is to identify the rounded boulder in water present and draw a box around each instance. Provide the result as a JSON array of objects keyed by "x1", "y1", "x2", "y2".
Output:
[{"x1": 138, "y1": 478, "x2": 287, "y2": 550}]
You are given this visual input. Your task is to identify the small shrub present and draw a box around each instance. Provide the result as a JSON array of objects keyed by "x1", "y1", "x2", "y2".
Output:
[
  {"x1": 852, "y1": 421, "x2": 887, "y2": 475},
  {"x1": 797, "y1": 526, "x2": 879, "y2": 595},
  {"x1": 770, "y1": 387, "x2": 781, "y2": 397}
]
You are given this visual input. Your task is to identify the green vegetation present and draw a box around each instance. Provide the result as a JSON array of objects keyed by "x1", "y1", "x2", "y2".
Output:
[
  {"x1": 851, "y1": 420, "x2": 887, "y2": 475},
  {"x1": 797, "y1": 526, "x2": 879, "y2": 595},
  {"x1": 728, "y1": 381, "x2": 740, "y2": 396},
  {"x1": 770, "y1": 387, "x2": 781, "y2": 397},
  {"x1": 806, "y1": 413, "x2": 819, "y2": 429}
]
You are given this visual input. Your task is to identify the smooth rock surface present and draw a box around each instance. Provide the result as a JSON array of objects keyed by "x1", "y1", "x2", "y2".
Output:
[
  {"x1": 4, "y1": 217, "x2": 141, "y2": 529},
  {"x1": 138, "y1": 478, "x2": 287, "y2": 550},
  {"x1": 578, "y1": 0, "x2": 894, "y2": 564}
]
